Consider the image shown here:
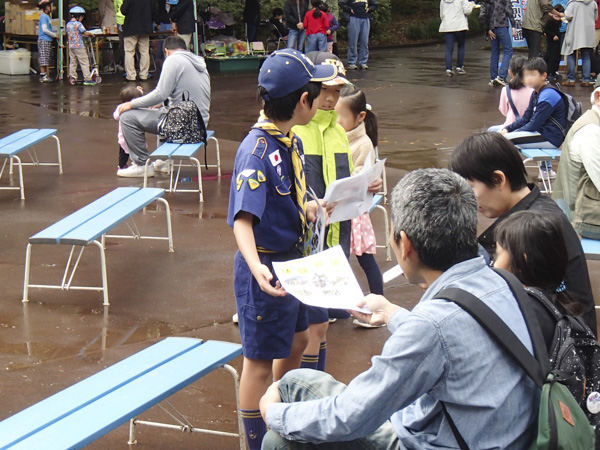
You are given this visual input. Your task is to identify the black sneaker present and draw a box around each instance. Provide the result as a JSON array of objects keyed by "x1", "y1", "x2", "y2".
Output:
[{"x1": 492, "y1": 76, "x2": 507, "y2": 86}]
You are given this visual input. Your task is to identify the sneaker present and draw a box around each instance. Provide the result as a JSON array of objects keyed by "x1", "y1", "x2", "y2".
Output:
[
  {"x1": 116, "y1": 64, "x2": 125, "y2": 71},
  {"x1": 39, "y1": 74, "x2": 52, "y2": 83},
  {"x1": 153, "y1": 159, "x2": 171, "y2": 174},
  {"x1": 488, "y1": 79, "x2": 495, "y2": 86},
  {"x1": 446, "y1": 69, "x2": 454, "y2": 77},
  {"x1": 581, "y1": 81, "x2": 593, "y2": 87},
  {"x1": 83, "y1": 80, "x2": 97, "y2": 86},
  {"x1": 347, "y1": 64, "x2": 358, "y2": 70},
  {"x1": 492, "y1": 76, "x2": 507, "y2": 86},
  {"x1": 116, "y1": 162, "x2": 154, "y2": 178},
  {"x1": 456, "y1": 67, "x2": 466, "y2": 75},
  {"x1": 360, "y1": 64, "x2": 369, "y2": 70},
  {"x1": 232, "y1": 313, "x2": 238, "y2": 323},
  {"x1": 538, "y1": 169, "x2": 557, "y2": 180},
  {"x1": 562, "y1": 80, "x2": 575, "y2": 87},
  {"x1": 353, "y1": 318, "x2": 386, "y2": 329}
]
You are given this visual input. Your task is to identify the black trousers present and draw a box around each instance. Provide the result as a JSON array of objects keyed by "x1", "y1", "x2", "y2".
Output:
[{"x1": 523, "y1": 28, "x2": 543, "y2": 59}]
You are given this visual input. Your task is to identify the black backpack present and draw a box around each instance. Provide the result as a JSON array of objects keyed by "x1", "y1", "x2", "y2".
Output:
[
  {"x1": 542, "y1": 85, "x2": 583, "y2": 134},
  {"x1": 525, "y1": 286, "x2": 600, "y2": 442},
  {"x1": 158, "y1": 92, "x2": 208, "y2": 165},
  {"x1": 437, "y1": 269, "x2": 599, "y2": 449}
]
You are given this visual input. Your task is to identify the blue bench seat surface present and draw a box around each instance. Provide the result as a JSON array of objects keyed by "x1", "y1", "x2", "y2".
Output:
[
  {"x1": 520, "y1": 148, "x2": 561, "y2": 161},
  {"x1": 30, "y1": 187, "x2": 165, "y2": 246},
  {"x1": 0, "y1": 338, "x2": 242, "y2": 450},
  {"x1": 0, "y1": 129, "x2": 57, "y2": 157},
  {"x1": 150, "y1": 131, "x2": 215, "y2": 159},
  {"x1": 581, "y1": 238, "x2": 600, "y2": 257}
]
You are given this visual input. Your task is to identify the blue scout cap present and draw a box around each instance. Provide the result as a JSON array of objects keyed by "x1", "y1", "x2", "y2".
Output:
[{"x1": 258, "y1": 49, "x2": 338, "y2": 101}]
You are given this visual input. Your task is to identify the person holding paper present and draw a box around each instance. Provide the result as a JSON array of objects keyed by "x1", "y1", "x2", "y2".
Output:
[
  {"x1": 337, "y1": 85, "x2": 384, "y2": 310},
  {"x1": 260, "y1": 168, "x2": 538, "y2": 449},
  {"x1": 226, "y1": 49, "x2": 337, "y2": 450}
]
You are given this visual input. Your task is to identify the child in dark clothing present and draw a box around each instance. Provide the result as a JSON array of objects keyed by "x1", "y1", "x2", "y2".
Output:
[
  {"x1": 270, "y1": 7, "x2": 289, "y2": 37},
  {"x1": 544, "y1": 4, "x2": 564, "y2": 81}
]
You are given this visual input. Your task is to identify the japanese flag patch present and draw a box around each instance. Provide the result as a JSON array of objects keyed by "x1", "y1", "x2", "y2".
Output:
[{"x1": 269, "y1": 150, "x2": 282, "y2": 167}]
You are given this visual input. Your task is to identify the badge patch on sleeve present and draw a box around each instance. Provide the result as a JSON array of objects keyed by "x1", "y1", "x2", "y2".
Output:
[
  {"x1": 269, "y1": 150, "x2": 282, "y2": 167},
  {"x1": 248, "y1": 178, "x2": 260, "y2": 190},
  {"x1": 257, "y1": 170, "x2": 266, "y2": 182},
  {"x1": 236, "y1": 177, "x2": 244, "y2": 191}
]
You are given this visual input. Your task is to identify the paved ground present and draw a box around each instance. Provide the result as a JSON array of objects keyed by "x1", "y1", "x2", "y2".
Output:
[{"x1": 0, "y1": 38, "x2": 599, "y2": 448}]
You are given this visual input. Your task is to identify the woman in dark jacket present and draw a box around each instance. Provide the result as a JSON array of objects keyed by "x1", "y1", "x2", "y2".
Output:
[
  {"x1": 284, "y1": 0, "x2": 308, "y2": 51},
  {"x1": 170, "y1": 0, "x2": 195, "y2": 49}
]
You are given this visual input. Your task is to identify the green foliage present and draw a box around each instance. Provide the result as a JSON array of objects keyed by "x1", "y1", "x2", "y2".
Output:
[
  {"x1": 405, "y1": 23, "x2": 425, "y2": 40},
  {"x1": 392, "y1": 0, "x2": 438, "y2": 17}
]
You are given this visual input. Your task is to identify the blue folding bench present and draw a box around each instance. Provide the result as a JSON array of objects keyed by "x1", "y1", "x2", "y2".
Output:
[
  {"x1": 581, "y1": 238, "x2": 600, "y2": 261},
  {"x1": 0, "y1": 337, "x2": 246, "y2": 450},
  {"x1": 0, "y1": 129, "x2": 63, "y2": 199},
  {"x1": 23, "y1": 187, "x2": 173, "y2": 306},
  {"x1": 519, "y1": 148, "x2": 561, "y2": 194},
  {"x1": 144, "y1": 131, "x2": 220, "y2": 203}
]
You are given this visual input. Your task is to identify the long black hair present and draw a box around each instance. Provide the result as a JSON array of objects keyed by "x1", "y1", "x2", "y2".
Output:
[
  {"x1": 508, "y1": 55, "x2": 527, "y2": 90},
  {"x1": 311, "y1": 0, "x2": 322, "y2": 18},
  {"x1": 340, "y1": 85, "x2": 378, "y2": 147},
  {"x1": 495, "y1": 210, "x2": 583, "y2": 316}
]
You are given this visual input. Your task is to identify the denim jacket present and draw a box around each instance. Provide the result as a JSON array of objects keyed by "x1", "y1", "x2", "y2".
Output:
[{"x1": 266, "y1": 257, "x2": 539, "y2": 449}]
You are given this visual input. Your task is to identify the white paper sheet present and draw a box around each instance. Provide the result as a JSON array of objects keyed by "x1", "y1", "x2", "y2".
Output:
[
  {"x1": 324, "y1": 159, "x2": 386, "y2": 223},
  {"x1": 272, "y1": 246, "x2": 371, "y2": 313},
  {"x1": 306, "y1": 188, "x2": 326, "y2": 254}
]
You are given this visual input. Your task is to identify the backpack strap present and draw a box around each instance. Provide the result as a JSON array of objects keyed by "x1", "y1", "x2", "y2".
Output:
[
  {"x1": 440, "y1": 402, "x2": 469, "y2": 450},
  {"x1": 506, "y1": 87, "x2": 520, "y2": 120},
  {"x1": 436, "y1": 286, "x2": 546, "y2": 387},
  {"x1": 540, "y1": 84, "x2": 568, "y2": 135}
]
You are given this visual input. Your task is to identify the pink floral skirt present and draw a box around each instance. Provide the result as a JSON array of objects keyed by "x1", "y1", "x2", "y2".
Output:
[{"x1": 351, "y1": 212, "x2": 377, "y2": 256}]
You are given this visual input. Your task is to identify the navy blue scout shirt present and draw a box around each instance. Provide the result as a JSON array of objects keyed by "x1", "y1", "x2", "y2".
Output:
[
  {"x1": 227, "y1": 128, "x2": 304, "y2": 254},
  {"x1": 505, "y1": 86, "x2": 567, "y2": 147}
]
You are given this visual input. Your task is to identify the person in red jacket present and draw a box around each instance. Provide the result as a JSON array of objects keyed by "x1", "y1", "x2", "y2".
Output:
[{"x1": 304, "y1": 0, "x2": 329, "y2": 52}]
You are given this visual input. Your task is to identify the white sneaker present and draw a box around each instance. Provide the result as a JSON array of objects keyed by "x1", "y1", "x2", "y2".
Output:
[
  {"x1": 446, "y1": 69, "x2": 454, "y2": 77},
  {"x1": 232, "y1": 313, "x2": 238, "y2": 324},
  {"x1": 538, "y1": 169, "x2": 556, "y2": 180},
  {"x1": 117, "y1": 162, "x2": 154, "y2": 178},
  {"x1": 153, "y1": 159, "x2": 171, "y2": 174},
  {"x1": 456, "y1": 67, "x2": 466, "y2": 75}
]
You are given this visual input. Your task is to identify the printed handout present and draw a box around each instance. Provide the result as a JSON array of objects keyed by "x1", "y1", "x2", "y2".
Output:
[
  {"x1": 273, "y1": 246, "x2": 371, "y2": 313},
  {"x1": 324, "y1": 158, "x2": 386, "y2": 223}
]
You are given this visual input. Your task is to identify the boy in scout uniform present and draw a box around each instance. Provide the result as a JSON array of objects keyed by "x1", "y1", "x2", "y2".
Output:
[{"x1": 227, "y1": 49, "x2": 337, "y2": 449}]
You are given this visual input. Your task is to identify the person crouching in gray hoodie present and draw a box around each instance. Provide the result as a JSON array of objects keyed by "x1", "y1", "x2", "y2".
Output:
[{"x1": 114, "y1": 36, "x2": 211, "y2": 178}]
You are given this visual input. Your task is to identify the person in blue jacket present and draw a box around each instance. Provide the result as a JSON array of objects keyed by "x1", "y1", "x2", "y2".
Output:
[
  {"x1": 501, "y1": 57, "x2": 567, "y2": 179},
  {"x1": 339, "y1": 0, "x2": 377, "y2": 70}
]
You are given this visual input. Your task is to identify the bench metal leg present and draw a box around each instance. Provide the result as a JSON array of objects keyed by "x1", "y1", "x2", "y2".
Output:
[
  {"x1": 157, "y1": 197, "x2": 174, "y2": 252},
  {"x1": 372, "y1": 205, "x2": 392, "y2": 261},
  {"x1": 1, "y1": 155, "x2": 26, "y2": 199},
  {"x1": 208, "y1": 136, "x2": 221, "y2": 178},
  {"x1": 127, "y1": 364, "x2": 246, "y2": 450},
  {"x1": 191, "y1": 156, "x2": 204, "y2": 203},
  {"x1": 22, "y1": 243, "x2": 32, "y2": 303},
  {"x1": 92, "y1": 240, "x2": 110, "y2": 306},
  {"x1": 143, "y1": 159, "x2": 152, "y2": 188},
  {"x1": 52, "y1": 135, "x2": 63, "y2": 175}
]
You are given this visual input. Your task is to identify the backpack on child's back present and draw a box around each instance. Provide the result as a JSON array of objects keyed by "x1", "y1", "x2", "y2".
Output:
[
  {"x1": 437, "y1": 269, "x2": 599, "y2": 450},
  {"x1": 541, "y1": 85, "x2": 583, "y2": 134}
]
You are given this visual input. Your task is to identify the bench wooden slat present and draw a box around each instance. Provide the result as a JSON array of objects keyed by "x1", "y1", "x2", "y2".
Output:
[
  {"x1": 29, "y1": 188, "x2": 140, "y2": 244},
  {"x1": 0, "y1": 129, "x2": 57, "y2": 157},
  {"x1": 10, "y1": 340, "x2": 242, "y2": 450},
  {"x1": 59, "y1": 188, "x2": 165, "y2": 245},
  {"x1": 0, "y1": 129, "x2": 39, "y2": 148},
  {"x1": 0, "y1": 337, "x2": 204, "y2": 449}
]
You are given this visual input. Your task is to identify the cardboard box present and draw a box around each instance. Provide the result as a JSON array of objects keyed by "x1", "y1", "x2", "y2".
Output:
[{"x1": 5, "y1": 2, "x2": 43, "y2": 35}]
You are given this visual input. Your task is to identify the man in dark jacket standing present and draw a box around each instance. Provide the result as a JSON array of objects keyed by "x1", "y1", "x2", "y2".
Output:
[
  {"x1": 480, "y1": 0, "x2": 516, "y2": 86},
  {"x1": 170, "y1": 0, "x2": 195, "y2": 49},
  {"x1": 339, "y1": 0, "x2": 377, "y2": 70},
  {"x1": 121, "y1": 0, "x2": 157, "y2": 81}
]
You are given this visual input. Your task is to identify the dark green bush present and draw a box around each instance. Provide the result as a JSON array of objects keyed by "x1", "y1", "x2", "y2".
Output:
[{"x1": 405, "y1": 23, "x2": 425, "y2": 40}]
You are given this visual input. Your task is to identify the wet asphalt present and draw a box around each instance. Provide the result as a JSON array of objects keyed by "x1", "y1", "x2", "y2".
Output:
[{"x1": 0, "y1": 38, "x2": 599, "y2": 448}]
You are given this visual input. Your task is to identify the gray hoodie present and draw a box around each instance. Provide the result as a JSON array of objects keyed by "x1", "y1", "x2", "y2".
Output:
[{"x1": 131, "y1": 51, "x2": 211, "y2": 125}]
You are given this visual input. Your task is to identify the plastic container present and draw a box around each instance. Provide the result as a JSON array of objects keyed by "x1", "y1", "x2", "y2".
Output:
[{"x1": 0, "y1": 49, "x2": 31, "y2": 76}]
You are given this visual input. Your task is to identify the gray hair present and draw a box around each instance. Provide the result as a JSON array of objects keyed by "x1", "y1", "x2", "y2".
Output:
[{"x1": 390, "y1": 168, "x2": 479, "y2": 271}]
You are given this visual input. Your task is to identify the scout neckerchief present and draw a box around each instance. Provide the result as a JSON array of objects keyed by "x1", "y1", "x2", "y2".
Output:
[{"x1": 253, "y1": 112, "x2": 311, "y2": 254}]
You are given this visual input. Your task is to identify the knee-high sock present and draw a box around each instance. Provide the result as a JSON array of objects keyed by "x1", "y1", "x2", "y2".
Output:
[
  {"x1": 300, "y1": 354, "x2": 319, "y2": 369},
  {"x1": 240, "y1": 409, "x2": 266, "y2": 450},
  {"x1": 317, "y1": 341, "x2": 327, "y2": 372}
]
